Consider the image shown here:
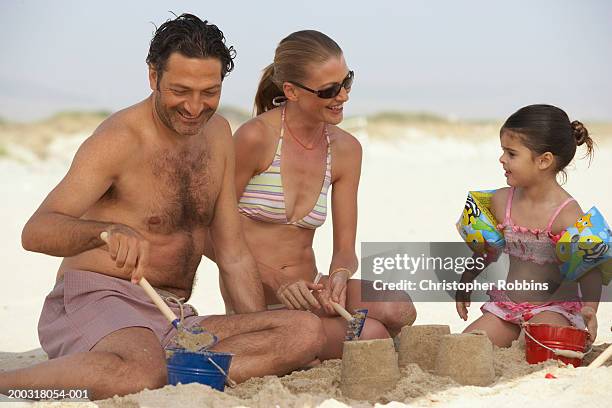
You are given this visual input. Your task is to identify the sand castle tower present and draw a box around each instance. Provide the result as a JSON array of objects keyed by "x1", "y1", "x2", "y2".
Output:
[
  {"x1": 340, "y1": 338, "x2": 400, "y2": 400},
  {"x1": 434, "y1": 331, "x2": 495, "y2": 386},
  {"x1": 398, "y1": 324, "x2": 451, "y2": 371}
]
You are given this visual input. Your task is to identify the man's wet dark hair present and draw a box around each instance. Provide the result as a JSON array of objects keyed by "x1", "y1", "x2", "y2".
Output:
[{"x1": 146, "y1": 13, "x2": 236, "y2": 85}]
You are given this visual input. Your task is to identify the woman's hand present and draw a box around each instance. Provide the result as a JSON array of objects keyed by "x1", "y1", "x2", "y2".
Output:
[
  {"x1": 580, "y1": 306, "x2": 598, "y2": 345},
  {"x1": 276, "y1": 279, "x2": 324, "y2": 311},
  {"x1": 323, "y1": 269, "x2": 350, "y2": 314},
  {"x1": 314, "y1": 287, "x2": 333, "y2": 315}
]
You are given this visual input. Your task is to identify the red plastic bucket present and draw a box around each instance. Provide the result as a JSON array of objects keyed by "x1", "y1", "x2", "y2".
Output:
[{"x1": 524, "y1": 323, "x2": 588, "y2": 367}]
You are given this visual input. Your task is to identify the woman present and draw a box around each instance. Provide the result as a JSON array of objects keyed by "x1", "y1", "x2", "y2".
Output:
[{"x1": 213, "y1": 30, "x2": 416, "y2": 359}]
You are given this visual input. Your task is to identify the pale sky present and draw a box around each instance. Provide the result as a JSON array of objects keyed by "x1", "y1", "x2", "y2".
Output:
[{"x1": 1, "y1": 0, "x2": 611, "y2": 121}]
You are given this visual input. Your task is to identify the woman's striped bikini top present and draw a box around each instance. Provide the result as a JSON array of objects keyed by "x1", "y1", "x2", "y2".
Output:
[{"x1": 237, "y1": 107, "x2": 332, "y2": 229}]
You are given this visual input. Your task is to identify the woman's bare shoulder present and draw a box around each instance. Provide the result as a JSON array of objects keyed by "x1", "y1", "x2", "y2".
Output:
[
  {"x1": 234, "y1": 110, "x2": 281, "y2": 147},
  {"x1": 233, "y1": 110, "x2": 283, "y2": 173},
  {"x1": 328, "y1": 125, "x2": 362, "y2": 155}
]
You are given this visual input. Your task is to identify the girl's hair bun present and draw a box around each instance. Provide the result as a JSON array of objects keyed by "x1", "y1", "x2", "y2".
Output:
[{"x1": 571, "y1": 120, "x2": 588, "y2": 146}]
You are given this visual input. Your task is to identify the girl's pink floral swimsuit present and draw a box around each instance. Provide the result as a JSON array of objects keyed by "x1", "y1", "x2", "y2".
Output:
[{"x1": 481, "y1": 187, "x2": 586, "y2": 329}]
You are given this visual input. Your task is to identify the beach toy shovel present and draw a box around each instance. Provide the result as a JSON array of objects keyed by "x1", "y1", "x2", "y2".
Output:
[
  {"x1": 330, "y1": 301, "x2": 368, "y2": 341},
  {"x1": 588, "y1": 342, "x2": 612, "y2": 368},
  {"x1": 99, "y1": 231, "x2": 217, "y2": 351}
]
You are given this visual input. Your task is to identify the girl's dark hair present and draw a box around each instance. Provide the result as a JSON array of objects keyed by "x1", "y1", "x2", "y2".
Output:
[
  {"x1": 146, "y1": 13, "x2": 235, "y2": 85},
  {"x1": 501, "y1": 104, "x2": 594, "y2": 175},
  {"x1": 254, "y1": 30, "x2": 343, "y2": 115}
]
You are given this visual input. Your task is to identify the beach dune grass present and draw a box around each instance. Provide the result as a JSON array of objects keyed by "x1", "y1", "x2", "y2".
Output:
[{"x1": 0, "y1": 109, "x2": 610, "y2": 158}]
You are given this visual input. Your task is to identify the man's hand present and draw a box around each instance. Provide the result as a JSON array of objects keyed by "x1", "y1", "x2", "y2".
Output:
[
  {"x1": 580, "y1": 306, "x2": 598, "y2": 345},
  {"x1": 100, "y1": 227, "x2": 150, "y2": 284},
  {"x1": 276, "y1": 279, "x2": 324, "y2": 311},
  {"x1": 456, "y1": 289, "x2": 471, "y2": 321}
]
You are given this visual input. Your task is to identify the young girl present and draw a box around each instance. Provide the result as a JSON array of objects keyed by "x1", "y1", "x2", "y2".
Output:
[{"x1": 456, "y1": 104, "x2": 600, "y2": 347}]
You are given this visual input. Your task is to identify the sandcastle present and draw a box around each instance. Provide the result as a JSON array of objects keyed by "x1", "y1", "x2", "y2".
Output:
[
  {"x1": 434, "y1": 330, "x2": 495, "y2": 386},
  {"x1": 398, "y1": 324, "x2": 451, "y2": 371},
  {"x1": 340, "y1": 338, "x2": 400, "y2": 400}
]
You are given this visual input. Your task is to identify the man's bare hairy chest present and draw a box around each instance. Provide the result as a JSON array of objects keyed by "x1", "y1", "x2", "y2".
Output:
[{"x1": 102, "y1": 146, "x2": 220, "y2": 233}]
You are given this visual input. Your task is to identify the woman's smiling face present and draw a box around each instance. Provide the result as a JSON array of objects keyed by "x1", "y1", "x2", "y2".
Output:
[{"x1": 289, "y1": 55, "x2": 351, "y2": 125}]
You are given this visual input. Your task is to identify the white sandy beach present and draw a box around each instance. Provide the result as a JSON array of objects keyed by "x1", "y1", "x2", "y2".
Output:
[{"x1": 1, "y1": 121, "x2": 611, "y2": 406}]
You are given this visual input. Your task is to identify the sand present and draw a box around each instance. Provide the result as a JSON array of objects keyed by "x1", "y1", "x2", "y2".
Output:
[
  {"x1": 174, "y1": 327, "x2": 217, "y2": 352},
  {"x1": 340, "y1": 339, "x2": 400, "y2": 401},
  {"x1": 0, "y1": 341, "x2": 606, "y2": 407},
  {"x1": 1, "y1": 121, "x2": 611, "y2": 406},
  {"x1": 434, "y1": 331, "x2": 495, "y2": 386},
  {"x1": 398, "y1": 325, "x2": 450, "y2": 370}
]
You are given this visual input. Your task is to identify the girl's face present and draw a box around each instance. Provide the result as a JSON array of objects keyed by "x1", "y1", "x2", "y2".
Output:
[
  {"x1": 499, "y1": 131, "x2": 545, "y2": 187},
  {"x1": 286, "y1": 55, "x2": 351, "y2": 125}
]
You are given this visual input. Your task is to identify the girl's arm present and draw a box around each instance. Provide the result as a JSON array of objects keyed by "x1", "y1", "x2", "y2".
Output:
[
  {"x1": 579, "y1": 266, "x2": 601, "y2": 343},
  {"x1": 579, "y1": 266, "x2": 602, "y2": 312},
  {"x1": 456, "y1": 188, "x2": 506, "y2": 315}
]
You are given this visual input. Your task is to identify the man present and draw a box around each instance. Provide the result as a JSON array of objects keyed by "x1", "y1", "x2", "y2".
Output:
[{"x1": 0, "y1": 14, "x2": 324, "y2": 400}]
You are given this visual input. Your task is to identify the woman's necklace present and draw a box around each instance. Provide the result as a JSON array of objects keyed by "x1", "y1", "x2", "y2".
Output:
[{"x1": 284, "y1": 118, "x2": 325, "y2": 150}]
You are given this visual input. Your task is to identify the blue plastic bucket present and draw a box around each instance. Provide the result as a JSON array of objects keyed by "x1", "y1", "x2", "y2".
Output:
[{"x1": 166, "y1": 348, "x2": 234, "y2": 391}]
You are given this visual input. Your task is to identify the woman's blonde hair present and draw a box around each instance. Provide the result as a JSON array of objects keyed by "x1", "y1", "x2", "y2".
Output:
[{"x1": 254, "y1": 30, "x2": 342, "y2": 115}]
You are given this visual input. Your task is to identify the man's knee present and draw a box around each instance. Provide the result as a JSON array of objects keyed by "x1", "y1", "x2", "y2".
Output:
[
  {"x1": 287, "y1": 311, "x2": 326, "y2": 356},
  {"x1": 92, "y1": 327, "x2": 168, "y2": 397}
]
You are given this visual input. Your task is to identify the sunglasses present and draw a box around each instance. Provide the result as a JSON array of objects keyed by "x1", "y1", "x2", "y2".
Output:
[{"x1": 289, "y1": 70, "x2": 354, "y2": 99}]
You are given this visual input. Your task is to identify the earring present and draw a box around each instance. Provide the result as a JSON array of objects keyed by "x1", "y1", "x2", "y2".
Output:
[{"x1": 272, "y1": 96, "x2": 287, "y2": 106}]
